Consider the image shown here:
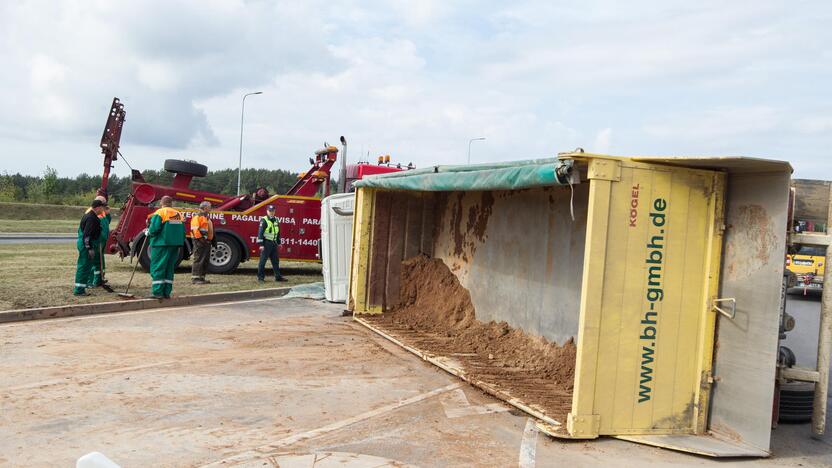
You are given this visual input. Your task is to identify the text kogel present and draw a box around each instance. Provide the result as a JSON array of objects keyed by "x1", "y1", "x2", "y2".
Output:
[{"x1": 638, "y1": 198, "x2": 667, "y2": 403}]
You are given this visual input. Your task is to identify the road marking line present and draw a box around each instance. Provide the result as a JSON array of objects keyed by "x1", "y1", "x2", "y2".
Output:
[
  {"x1": 202, "y1": 382, "x2": 463, "y2": 467},
  {"x1": 444, "y1": 403, "x2": 509, "y2": 419},
  {"x1": 440, "y1": 388, "x2": 510, "y2": 419},
  {"x1": 2, "y1": 356, "x2": 225, "y2": 392},
  {"x1": 519, "y1": 418, "x2": 539, "y2": 468}
]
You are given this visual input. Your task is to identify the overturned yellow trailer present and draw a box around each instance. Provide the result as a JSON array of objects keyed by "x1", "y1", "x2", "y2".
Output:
[{"x1": 349, "y1": 152, "x2": 793, "y2": 457}]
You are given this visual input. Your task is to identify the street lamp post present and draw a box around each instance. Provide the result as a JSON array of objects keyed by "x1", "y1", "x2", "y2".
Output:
[
  {"x1": 467, "y1": 137, "x2": 486, "y2": 165},
  {"x1": 237, "y1": 91, "x2": 263, "y2": 196}
]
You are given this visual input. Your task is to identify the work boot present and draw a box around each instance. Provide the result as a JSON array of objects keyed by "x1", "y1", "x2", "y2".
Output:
[
  {"x1": 275, "y1": 277, "x2": 288, "y2": 282},
  {"x1": 192, "y1": 278, "x2": 205, "y2": 285},
  {"x1": 74, "y1": 291, "x2": 90, "y2": 297}
]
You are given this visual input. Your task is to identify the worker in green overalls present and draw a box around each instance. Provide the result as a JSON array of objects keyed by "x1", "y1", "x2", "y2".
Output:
[
  {"x1": 74, "y1": 199, "x2": 106, "y2": 296},
  {"x1": 147, "y1": 196, "x2": 185, "y2": 299},
  {"x1": 92, "y1": 204, "x2": 112, "y2": 290}
]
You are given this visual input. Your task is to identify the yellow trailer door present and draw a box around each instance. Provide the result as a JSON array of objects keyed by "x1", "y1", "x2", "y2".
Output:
[{"x1": 568, "y1": 157, "x2": 725, "y2": 438}]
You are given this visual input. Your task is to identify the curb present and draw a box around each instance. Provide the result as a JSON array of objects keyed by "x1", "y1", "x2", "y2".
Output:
[{"x1": 0, "y1": 287, "x2": 293, "y2": 324}]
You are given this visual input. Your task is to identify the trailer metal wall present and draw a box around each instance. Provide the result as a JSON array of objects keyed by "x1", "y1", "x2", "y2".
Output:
[
  {"x1": 709, "y1": 171, "x2": 791, "y2": 450},
  {"x1": 350, "y1": 190, "x2": 437, "y2": 313},
  {"x1": 432, "y1": 186, "x2": 589, "y2": 345}
]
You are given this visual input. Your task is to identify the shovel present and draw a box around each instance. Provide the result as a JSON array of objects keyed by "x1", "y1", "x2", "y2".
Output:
[{"x1": 118, "y1": 235, "x2": 148, "y2": 300}]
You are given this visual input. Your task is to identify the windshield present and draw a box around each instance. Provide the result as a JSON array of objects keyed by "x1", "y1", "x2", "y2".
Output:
[{"x1": 797, "y1": 246, "x2": 827, "y2": 256}]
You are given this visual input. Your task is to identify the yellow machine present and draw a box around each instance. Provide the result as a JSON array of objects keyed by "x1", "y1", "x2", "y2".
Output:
[{"x1": 787, "y1": 245, "x2": 826, "y2": 291}]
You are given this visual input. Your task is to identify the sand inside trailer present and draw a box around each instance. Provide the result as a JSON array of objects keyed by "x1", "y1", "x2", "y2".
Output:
[{"x1": 363, "y1": 255, "x2": 575, "y2": 422}]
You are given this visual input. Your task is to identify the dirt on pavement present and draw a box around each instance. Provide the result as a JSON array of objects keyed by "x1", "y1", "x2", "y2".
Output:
[{"x1": 364, "y1": 255, "x2": 576, "y2": 421}]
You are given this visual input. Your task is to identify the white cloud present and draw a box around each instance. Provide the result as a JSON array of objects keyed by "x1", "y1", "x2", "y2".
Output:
[
  {"x1": 795, "y1": 117, "x2": 832, "y2": 135},
  {"x1": 29, "y1": 55, "x2": 67, "y2": 89},
  {"x1": 136, "y1": 61, "x2": 181, "y2": 92},
  {"x1": 593, "y1": 128, "x2": 612, "y2": 154},
  {"x1": 644, "y1": 106, "x2": 781, "y2": 140},
  {"x1": 0, "y1": 0, "x2": 830, "y2": 181}
]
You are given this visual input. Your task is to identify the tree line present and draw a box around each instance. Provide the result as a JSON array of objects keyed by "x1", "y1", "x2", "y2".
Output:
[{"x1": 0, "y1": 166, "x2": 321, "y2": 206}]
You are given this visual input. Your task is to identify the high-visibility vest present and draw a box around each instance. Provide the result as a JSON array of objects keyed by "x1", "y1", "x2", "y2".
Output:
[
  {"x1": 191, "y1": 214, "x2": 214, "y2": 240},
  {"x1": 148, "y1": 207, "x2": 185, "y2": 247},
  {"x1": 263, "y1": 217, "x2": 279, "y2": 241}
]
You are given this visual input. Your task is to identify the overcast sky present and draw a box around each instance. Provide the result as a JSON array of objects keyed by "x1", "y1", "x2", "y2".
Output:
[{"x1": 1, "y1": 0, "x2": 830, "y2": 179}]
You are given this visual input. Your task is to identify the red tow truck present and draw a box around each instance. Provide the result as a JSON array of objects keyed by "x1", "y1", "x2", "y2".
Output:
[{"x1": 97, "y1": 98, "x2": 406, "y2": 273}]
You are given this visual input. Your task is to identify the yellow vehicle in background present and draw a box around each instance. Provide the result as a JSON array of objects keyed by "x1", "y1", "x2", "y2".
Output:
[{"x1": 787, "y1": 245, "x2": 826, "y2": 293}]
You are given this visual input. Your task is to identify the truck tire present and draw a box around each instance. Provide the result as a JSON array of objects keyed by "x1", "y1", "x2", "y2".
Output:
[
  {"x1": 164, "y1": 159, "x2": 208, "y2": 178},
  {"x1": 208, "y1": 233, "x2": 242, "y2": 274},
  {"x1": 138, "y1": 241, "x2": 184, "y2": 271},
  {"x1": 778, "y1": 382, "x2": 814, "y2": 423}
]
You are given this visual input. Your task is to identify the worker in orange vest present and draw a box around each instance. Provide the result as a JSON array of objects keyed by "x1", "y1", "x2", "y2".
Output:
[
  {"x1": 147, "y1": 196, "x2": 185, "y2": 298},
  {"x1": 190, "y1": 201, "x2": 215, "y2": 284}
]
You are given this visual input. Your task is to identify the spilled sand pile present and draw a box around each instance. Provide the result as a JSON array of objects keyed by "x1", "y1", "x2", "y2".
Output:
[{"x1": 365, "y1": 255, "x2": 576, "y2": 421}]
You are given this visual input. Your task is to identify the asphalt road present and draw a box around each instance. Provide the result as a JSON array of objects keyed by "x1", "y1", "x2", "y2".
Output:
[
  {"x1": 1, "y1": 297, "x2": 830, "y2": 466},
  {"x1": 782, "y1": 290, "x2": 824, "y2": 369},
  {"x1": 0, "y1": 235, "x2": 74, "y2": 244}
]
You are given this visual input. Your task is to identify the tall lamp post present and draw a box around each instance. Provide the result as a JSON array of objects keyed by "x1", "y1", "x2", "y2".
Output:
[
  {"x1": 237, "y1": 91, "x2": 263, "y2": 196},
  {"x1": 467, "y1": 137, "x2": 486, "y2": 164}
]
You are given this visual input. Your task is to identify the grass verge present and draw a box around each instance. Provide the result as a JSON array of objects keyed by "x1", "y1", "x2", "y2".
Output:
[
  {"x1": 0, "y1": 243, "x2": 322, "y2": 311},
  {"x1": 0, "y1": 202, "x2": 90, "y2": 220},
  {"x1": 0, "y1": 219, "x2": 81, "y2": 234},
  {"x1": 0, "y1": 202, "x2": 119, "y2": 234}
]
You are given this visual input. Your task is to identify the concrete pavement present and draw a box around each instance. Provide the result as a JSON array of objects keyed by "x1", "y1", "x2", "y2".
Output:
[{"x1": 0, "y1": 296, "x2": 830, "y2": 467}]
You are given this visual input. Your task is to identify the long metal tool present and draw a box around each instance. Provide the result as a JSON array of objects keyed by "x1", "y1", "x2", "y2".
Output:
[
  {"x1": 99, "y1": 244, "x2": 114, "y2": 293},
  {"x1": 118, "y1": 236, "x2": 148, "y2": 299}
]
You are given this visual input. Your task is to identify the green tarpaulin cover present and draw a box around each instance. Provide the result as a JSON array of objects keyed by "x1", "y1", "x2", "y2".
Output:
[{"x1": 353, "y1": 158, "x2": 572, "y2": 192}]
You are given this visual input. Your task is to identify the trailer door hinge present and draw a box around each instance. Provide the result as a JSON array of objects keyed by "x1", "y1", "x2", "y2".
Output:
[{"x1": 587, "y1": 159, "x2": 621, "y2": 182}]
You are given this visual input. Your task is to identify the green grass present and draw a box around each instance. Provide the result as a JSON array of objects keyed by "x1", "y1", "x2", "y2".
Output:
[
  {"x1": 0, "y1": 202, "x2": 89, "y2": 220},
  {"x1": 0, "y1": 202, "x2": 119, "y2": 233},
  {"x1": 0, "y1": 219, "x2": 80, "y2": 234},
  {"x1": 0, "y1": 243, "x2": 322, "y2": 311}
]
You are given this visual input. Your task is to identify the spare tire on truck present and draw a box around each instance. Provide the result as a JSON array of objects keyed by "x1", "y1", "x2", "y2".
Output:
[
  {"x1": 208, "y1": 232, "x2": 243, "y2": 274},
  {"x1": 164, "y1": 159, "x2": 208, "y2": 178}
]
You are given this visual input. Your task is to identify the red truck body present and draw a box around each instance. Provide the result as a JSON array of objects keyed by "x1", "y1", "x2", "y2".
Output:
[{"x1": 99, "y1": 97, "x2": 406, "y2": 273}]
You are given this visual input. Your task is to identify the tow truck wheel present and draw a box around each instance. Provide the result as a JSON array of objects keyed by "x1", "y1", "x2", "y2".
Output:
[
  {"x1": 137, "y1": 239, "x2": 185, "y2": 271},
  {"x1": 208, "y1": 233, "x2": 242, "y2": 274}
]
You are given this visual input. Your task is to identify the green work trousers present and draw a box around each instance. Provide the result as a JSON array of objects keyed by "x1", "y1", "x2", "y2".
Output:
[
  {"x1": 150, "y1": 246, "x2": 179, "y2": 298},
  {"x1": 91, "y1": 245, "x2": 104, "y2": 286},
  {"x1": 74, "y1": 244, "x2": 94, "y2": 295}
]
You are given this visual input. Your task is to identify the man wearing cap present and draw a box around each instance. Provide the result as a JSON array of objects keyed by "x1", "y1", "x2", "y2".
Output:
[
  {"x1": 84, "y1": 195, "x2": 111, "y2": 290},
  {"x1": 73, "y1": 199, "x2": 106, "y2": 296},
  {"x1": 257, "y1": 205, "x2": 287, "y2": 283},
  {"x1": 92, "y1": 204, "x2": 113, "y2": 290},
  {"x1": 147, "y1": 196, "x2": 186, "y2": 298},
  {"x1": 190, "y1": 201, "x2": 214, "y2": 284}
]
